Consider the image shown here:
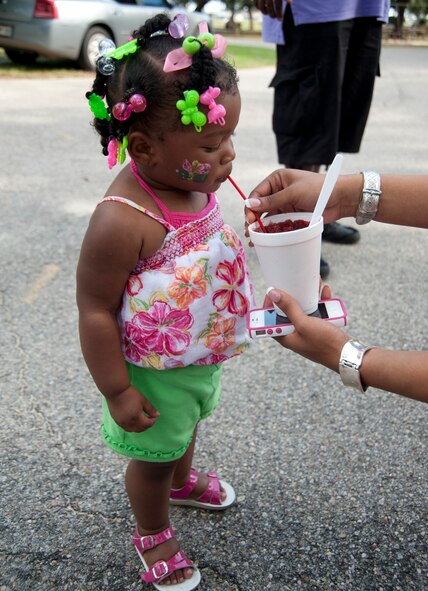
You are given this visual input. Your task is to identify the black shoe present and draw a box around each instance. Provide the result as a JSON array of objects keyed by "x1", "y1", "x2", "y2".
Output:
[
  {"x1": 322, "y1": 221, "x2": 361, "y2": 245},
  {"x1": 320, "y1": 256, "x2": 330, "y2": 280}
]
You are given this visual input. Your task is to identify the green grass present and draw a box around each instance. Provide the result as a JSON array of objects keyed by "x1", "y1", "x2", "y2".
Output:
[
  {"x1": 0, "y1": 44, "x2": 274, "y2": 77},
  {"x1": 227, "y1": 44, "x2": 275, "y2": 68}
]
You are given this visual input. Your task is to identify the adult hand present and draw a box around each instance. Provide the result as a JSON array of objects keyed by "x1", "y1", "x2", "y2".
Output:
[
  {"x1": 253, "y1": 0, "x2": 285, "y2": 19},
  {"x1": 244, "y1": 169, "x2": 344, "y2": 235},
  {"x1": 264, "y1": 286, "x2": 350, "y2": 372},
  {"x1": 107, "y1": 385, "x2": 159, "y2": 432}
]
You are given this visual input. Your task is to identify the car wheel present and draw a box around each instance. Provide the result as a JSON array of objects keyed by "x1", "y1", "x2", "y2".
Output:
[
  {"x1": 78, "y1": 26, "x2": 112, "y2": 71},
  {"x1": 5, "y1": 49, "x2": 38, "y2": 65}
]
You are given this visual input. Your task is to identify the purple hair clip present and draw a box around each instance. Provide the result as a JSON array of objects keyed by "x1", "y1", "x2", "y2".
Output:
[
  {"x1": 168, "y1": 14, "x2": 189, "y2": 39},
  {"x1": 199, "y1": 86, "x2": 226, "y2": 126},
  {"x1": 112, "y1": 93, "x2": 147, "y2": 121}
]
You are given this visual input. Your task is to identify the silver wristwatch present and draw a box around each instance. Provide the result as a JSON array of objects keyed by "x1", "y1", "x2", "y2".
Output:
[
  {"x1": 356, "y1": 171, "x2": 381, "y2": 225},
  {"x1": 339, "y1": 339, "x2": 374, "y2": 392}
]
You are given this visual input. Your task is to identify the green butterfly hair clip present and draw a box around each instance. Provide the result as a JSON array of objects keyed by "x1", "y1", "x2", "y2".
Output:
[{"x1": 88, "y1": 93, "x2": 111, "y2": 121}]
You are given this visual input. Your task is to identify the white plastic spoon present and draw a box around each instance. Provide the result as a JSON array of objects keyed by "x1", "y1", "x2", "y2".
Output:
[{"x1": 309, "y1": 153, "x2": 344, "y2": 226}]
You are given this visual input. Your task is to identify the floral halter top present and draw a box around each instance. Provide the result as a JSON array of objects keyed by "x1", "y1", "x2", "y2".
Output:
[{"x1": 99, "y1": 166, "x2": 254, "y2": 370}]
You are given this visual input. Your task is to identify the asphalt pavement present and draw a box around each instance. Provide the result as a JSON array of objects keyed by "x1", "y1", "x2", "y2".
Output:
[{"x1": 0, "y1": 45, "x2": 427, "y2": 591}]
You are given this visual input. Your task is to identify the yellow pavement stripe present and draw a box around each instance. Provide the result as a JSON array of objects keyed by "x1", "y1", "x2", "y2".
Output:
[{"x1": 22, "y1": 264, "x2": 60, "y2": 304}]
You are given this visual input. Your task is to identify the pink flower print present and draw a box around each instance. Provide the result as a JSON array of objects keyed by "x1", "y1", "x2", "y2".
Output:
[
  {"x1": 194, "y1": 352, "x2": 229, "y2": 365},
  {"x1": 159, "y1": 259, "x2": 177, "y2": 274},
  {"x1": 195, "y1": 162, "x2": 210, "y2": 175},
  {"x1": 123, "y1": 321, "x2": 148, "y2": 363},
  {"x1": 183, "y1": 159, "x2": 193, "y2": 173},
  {"x1": 167, "y1": 262, "x2": 208, "y2": 309},
  {"x1": 127, "y1": 275, "x2": 143, "y2": 296},
  {"x1": 212, "y1": 254, "x2": 249, "y2": 317},
  {"x1": 205, "y1": 316, "x2": 237, "y2": 352},
  {"x1": 131, "y1": 300, "x2": 193, "y2": 356},
  {"x1": 192, "y1": 160, "x2": 211, "y2": 183},
  {"x1": 164, "y1": 358, "x2": 186, "y2": 369}
]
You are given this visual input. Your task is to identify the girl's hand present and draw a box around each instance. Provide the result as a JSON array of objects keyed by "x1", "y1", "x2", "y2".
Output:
[
  {"x1": 106, "y1": 386, "x2": 159, "y2": 432},
  {"x1": 264, "y1": 287, "x2": 350, "y2": 372}
]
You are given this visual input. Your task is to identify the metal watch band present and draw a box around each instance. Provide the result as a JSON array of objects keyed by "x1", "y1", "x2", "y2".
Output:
[
  {"x1": 356, "y1": 171, "x2": 381, "y2": 225},
  {"x1": 339, "y1": 339, "x2": 374, "y2": 392}
]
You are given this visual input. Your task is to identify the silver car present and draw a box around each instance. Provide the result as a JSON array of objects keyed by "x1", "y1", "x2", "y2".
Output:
[{"x1": 0, "y1": 0, "x2": 211, "y2": 69}]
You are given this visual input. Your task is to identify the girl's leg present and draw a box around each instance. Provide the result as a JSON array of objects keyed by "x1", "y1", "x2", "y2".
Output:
[
  {"x1": 125, "y1": 459, "x2": 193, "y2": 585},
  {"x1": 171, "y1": 426, "x2": 227, "y2": 502},
  {"x1": 171, "y1": 427, "x2": 197, "y2": 487}
]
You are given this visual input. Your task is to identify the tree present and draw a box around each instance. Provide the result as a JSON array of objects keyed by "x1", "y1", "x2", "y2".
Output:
[
  {"x1": 174, "y1": 0, "x2": 256, "y2": 29},
  {"x1": 409, "y1": 0, "x2": 428, "y2": 23},
  {"x1": 192, "y1": 0, "x2": 212, "y2": 13},
  {"x1": 390, "y1": 0, "x2": 428, "y2": 37},
  {"x1": 395, "y1": 0, "x2": 411, "y2": 37}
]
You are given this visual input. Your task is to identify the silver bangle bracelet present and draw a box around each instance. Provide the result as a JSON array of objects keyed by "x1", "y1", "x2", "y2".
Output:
[
  {"x1": 339, "y1": 339, "x2": 375, "y2": 392},
  {"x1": 356, "y1": 171, "x2": 381, "y2": 225}
]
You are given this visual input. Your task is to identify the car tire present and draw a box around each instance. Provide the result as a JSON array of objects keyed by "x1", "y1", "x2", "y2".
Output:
[
  {"x1": 5, "y1": 49, "x2": 38, "y2": 66},
  {"x1": 78, "y1": 26, "x2": 112, "y2": 71}
]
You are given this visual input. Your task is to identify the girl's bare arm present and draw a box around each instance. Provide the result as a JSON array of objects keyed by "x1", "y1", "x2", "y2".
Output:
[{"x1": 76, "y1": 204, "x2": 159, "y2": 430}]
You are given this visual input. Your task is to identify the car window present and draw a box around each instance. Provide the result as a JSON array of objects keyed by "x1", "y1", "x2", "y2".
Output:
[
  {"x1": 115, "y1": 0, "x2": 138, "y2": 5},
  {"x1": 135, "y1": 0, "x2": 170, "y2": 7}
]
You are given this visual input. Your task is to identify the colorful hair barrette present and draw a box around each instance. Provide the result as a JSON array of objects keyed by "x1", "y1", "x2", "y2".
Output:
[
  {"x1": 107, "y1": 37, "x2": 139, "y2": 60},
  {"x1": 88, "y1": 92, "x2": 111, "y2": 121},
  {"x1": 99, "y1": 38, "x2": 116, "y2": 56},
  {"x1": 199, "y1": 86, "x2": 226, "y2": 126},
  {"x1": 97, "y1": 56, "x2": 115, "y2": 76},
  {"x1": 96, "y1": 37, "x2": 141, "y2": 75},
  {"x1": 107, "y1": 135, "x2": 128, "y2": 169},
  {"x1": 164, "y1": 22, "x2": 227, "y2": 73},
  {"x1": 176, "y1": 90, "x2": 207, "y2": 132},
  {"x1": 168, "y1": 14, "x2": 189, "y2": 39},
  {"x1": 96, "y1": 38, "x2": 117, "y2": 75},
  {"x1": 117, "y1": 135, "x2": 128, "y2": 164},
  {"x1": 112, "y1": 93, "x2": 147, "y2": 121}
]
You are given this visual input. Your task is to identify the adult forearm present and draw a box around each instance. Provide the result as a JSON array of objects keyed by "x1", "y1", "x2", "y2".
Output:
[
  {"x1": 360, "y1": 348, "x2": 428, "y2": 402},
  {"x1": 336, "y1": 174, "x2": 428, "y2": 229}
]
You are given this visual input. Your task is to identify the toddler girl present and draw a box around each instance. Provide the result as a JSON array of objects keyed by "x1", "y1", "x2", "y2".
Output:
[{"x1": 76, "y1": 13, "x2": 254, "y2": 590}]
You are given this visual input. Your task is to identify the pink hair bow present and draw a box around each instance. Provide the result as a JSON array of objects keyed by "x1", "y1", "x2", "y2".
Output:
[
  {"x1": 163, "y1": 22, "x2": 227, "y2": 73},
  {"x1": 200, "y1": 86, "x2": 226, "y2": 125}
]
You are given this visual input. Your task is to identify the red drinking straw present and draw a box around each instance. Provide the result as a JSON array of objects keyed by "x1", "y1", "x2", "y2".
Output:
[{"x1": 227, "y1": 176, "x2": 267, "y2": 233}]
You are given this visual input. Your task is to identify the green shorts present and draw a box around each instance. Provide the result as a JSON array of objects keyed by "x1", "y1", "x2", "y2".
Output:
[{"x1": 101, "y1": 362, "x2": 222, "y2": 462}]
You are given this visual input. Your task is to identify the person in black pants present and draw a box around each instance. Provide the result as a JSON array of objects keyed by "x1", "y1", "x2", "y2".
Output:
[{"x1": 254, "y1": 0, "x2": 387, "y2": 278}]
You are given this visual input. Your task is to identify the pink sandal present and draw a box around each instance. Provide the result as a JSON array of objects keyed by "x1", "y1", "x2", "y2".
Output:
[
  {"x1": 133, "y1": 526, "x2": 201, "y2": 590},
  {"x1": 170, "y1": 468, "x2": 236, "y2": 510}
]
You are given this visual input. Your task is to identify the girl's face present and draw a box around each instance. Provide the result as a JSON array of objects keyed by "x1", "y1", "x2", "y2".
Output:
[{"x1": 148, "y1": 91, "x2": 241, "y2": 194}]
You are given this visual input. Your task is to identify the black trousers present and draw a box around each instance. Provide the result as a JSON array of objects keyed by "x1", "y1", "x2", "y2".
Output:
[{"x1": 270, "y1": 5, "x2": 383, "y2": 167}]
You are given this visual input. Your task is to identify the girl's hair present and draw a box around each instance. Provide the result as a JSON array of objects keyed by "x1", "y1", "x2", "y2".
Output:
[{"x1": 86, "y1": 13, "x2": 239, "y2": 157}]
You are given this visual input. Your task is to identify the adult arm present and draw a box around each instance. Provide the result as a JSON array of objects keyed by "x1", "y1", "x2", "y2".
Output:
[
  {"x1": 245, "y1": 171, "x2": 428, "y2": 230},
  {"x1": 253, "y1": 0, "x2": 286, "y2": 19},
  {"x1": 264, "y1": 288, "x2": 428, "y2": 403}
]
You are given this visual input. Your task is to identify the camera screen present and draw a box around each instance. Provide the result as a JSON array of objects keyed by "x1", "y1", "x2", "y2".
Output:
[
  {"x1": 261, "y1": 309, "x2": 291, "y2": 326},
  {"x1": 263, "y1": 304, "x2": 326, "y2": 327},
  {"x1": 318, "y1": 303, "x2": 327, "y2": 318}
]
